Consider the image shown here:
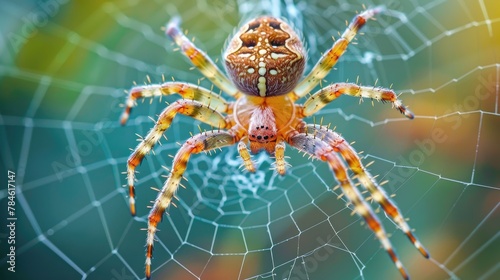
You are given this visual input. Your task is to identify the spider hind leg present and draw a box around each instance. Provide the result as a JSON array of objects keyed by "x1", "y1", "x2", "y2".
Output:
[
  {"x1": 293, "y1": 7, "x2": 384, "y2": 99},
  {"x1": 165, "y1": 17, "x2": 240, "y2": 98}
]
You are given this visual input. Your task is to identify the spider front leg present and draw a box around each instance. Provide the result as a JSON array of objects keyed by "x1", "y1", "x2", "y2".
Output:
[
  {"x1": 166, "y1": 17, "x2": 241, "y2": 98},
  {"x1": 273, "y1": 141, "x2": 288, "y2": 175},
  {"x1": 293, "y1": 6, "x2": 384, "y2": 99},
  {"x1": 237, "y1": 140, "x2": 288, "y2": 175},
  {"x1": 301, "y1": 124, "x2": 429, "y2": 258},
  {"x1": 288, "y1": 132, "x2": 410, "y2": 279},
  {"x1": 145, "y1": 130, "x2": 238, "y2": 279},
  {"x1": 126, "y1": 99, "x2": 227, "y2": 216},
  {"x1": 238, "y1": 140, "x2": 256, "y2": 173},
  {"x1": 120, "y1": 81, "x2": 231, "y2": 125},
  {"x1": 301, "y1": 82, "x2": 414, "y2": 118}
]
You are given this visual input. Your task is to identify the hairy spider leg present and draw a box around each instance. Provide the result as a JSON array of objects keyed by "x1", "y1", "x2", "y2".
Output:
[
  {"x1": 273, "y1": 141, "x2": 288, "y2": 175},
  {"x1": 293, "y1": 6, "x2": 384, "y2": 99},
  {"x1": 302, "y1": 124, "x2": 430, "y2": 258},
  {"x1": 145, "y1": 131, "x2": 238, "y2": 279},
  {"x1": 126, "y1": 100, "x2": 227, "y2": 216},
  {"x1": 288, "y1": 132, "x2": 410, "y2": 280},
  {"x1": 120, "y1": 82, "x2": 231, "y2": 125},
  {"x1": 238, "y1": 140, "x2": 256, "y2": 172},
  {"x1": 301, "y1": 82, "x2": 414, "y2": 119},
  {"x1": 166, "y1": 17, "x2": 241, "y2": 98}
]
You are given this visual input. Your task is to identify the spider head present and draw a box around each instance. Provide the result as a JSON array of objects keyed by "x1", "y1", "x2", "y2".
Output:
[{"x1": 224, "y1": 16, "x2": 306, "y2": 97}]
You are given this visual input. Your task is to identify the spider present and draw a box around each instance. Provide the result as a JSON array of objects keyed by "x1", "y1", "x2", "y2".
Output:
[{"x1": 120, "y1": 6, "x2": 430, "y2": 279}]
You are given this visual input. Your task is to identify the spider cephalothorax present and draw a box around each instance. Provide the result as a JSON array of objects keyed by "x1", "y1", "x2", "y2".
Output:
[
  {"x1": 121, "y1": 7, "x2": 429, "y2": 280},
  {"x1": 224, "y1": 16, "x2": 306, "y2": 96}
]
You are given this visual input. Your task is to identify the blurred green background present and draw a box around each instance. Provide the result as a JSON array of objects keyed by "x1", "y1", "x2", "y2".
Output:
[{"x1": 1, "y1": 0, "x2": 499, "y2": 279}]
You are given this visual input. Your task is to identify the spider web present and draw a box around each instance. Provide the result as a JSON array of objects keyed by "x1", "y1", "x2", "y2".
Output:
[{"x1": 1, "y1": 0, "x2": 499, "y2": 279}]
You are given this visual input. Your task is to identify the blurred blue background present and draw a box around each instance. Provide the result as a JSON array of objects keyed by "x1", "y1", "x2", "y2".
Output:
[{"x1": 1, "y1": 0, "x2": 499, "y2": 279}]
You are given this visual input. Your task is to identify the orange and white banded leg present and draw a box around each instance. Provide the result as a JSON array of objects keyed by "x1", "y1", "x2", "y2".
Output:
[
  {"x1": 288, "y1": 132, "x2": 410, "y2": 280},
  {"x1": 120, "y1": 82, "x2": 230, "y2": 125},
  {"x1": 166, "y1": 17, "x2": 241, "y2": 98},
  {"x1": 293, "y1": 6, "x2": 384, "y2": 98},
  {"x1": 238, "y1": 140, "x2": 255, "y2": 172},
  {"x1": 145, "y1": 130, "x2": 238, "y2": 279},
  {"x1": 126, "y1": 100, "x2": 227, "y2": 216},
  {"x1": 301, "y1": 124, "x2": 429, "y2": 259},
  {"x1": 273, "y1": 141, "x2": 288, "y2": 175},
  {"x1": 301, "y1": 82, "x2": 414, "y2": 119}
]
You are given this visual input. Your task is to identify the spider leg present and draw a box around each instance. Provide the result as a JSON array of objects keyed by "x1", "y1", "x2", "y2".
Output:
[
  {"x1": 273, "y1": 141, "x2": 288, "y2": 175},
  {"x1": 126, "y1": 99, "x2": 227, "y2": 216},
  {"x1": 238, "y1": 140, "x2": 256, "y2": 172},
  {"x1": 166, "y1": 17, "x2": 241, "y2": 98},
  {"x1": 292, "y1": 6, "x2": 384, "y2": 99},
  {"x1": 288, "y1": 131, "x2": 410, "y2": 280},
  {"x1": 237, "y1": 140, "x2": 288, "y2": 174},
  {"x1": 121, "y1": 82, "x2": 231, "y2": 125},
  {"x1": 145, "y1": 130, "x2": 238, "y2": 279},
  {"x1": 301, "y1": 82, "x2": 414, "y2": 119},
  {"x1": 300, "y1": 124, "x2": 430, "y2": 258}
]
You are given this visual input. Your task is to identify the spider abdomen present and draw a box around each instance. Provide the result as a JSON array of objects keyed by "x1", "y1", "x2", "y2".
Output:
[{"x1": 224, "y1": 16, "x2": 306, "y2": 97}]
